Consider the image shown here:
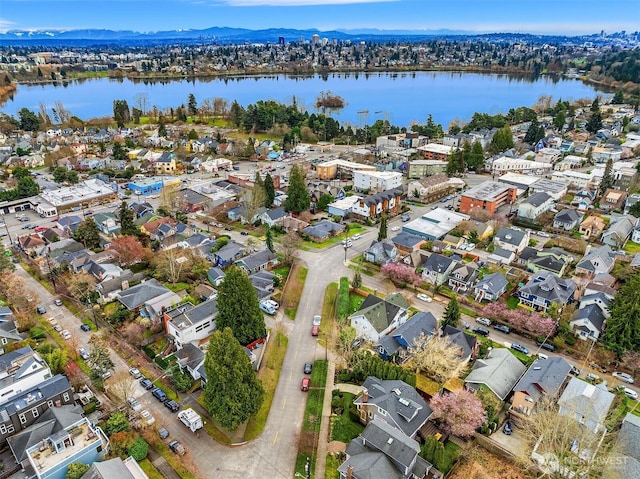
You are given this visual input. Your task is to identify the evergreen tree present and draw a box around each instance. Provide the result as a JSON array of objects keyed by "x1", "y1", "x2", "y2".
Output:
[
  {"x1": 602, "y1": 273, "x2": 640, "y2": 355},
  {"x1": 488, "y1": 125, "x2": 514, "y2": 154},
  {"x1": 441, "y1": 296, "x2": 461, "y2": 329},
  {"x1": 446, "y1": 148, "x2": 463, "y2": 176},
  {"x1": 118, "y1": 202, "x2": 139, "y2": 236},
  {"x1": 203, "y1": 327, "x2": 264, "y2": 430},
  {"x1": 18, "y1": 108, "x2": 41, "y2": 131},
  {"x1": 586, "y1": 97, "x2": 602, "y2": 134},
  {"x1": 377, "y1": 213, "x2": 388, "y2": 241},
  {"x1": 628, "y1": 202, "x2": 640, "y2": 218},
  {"x1": 284, "y1": 165, "x2": 310, "y2": 213},
  {"x1": 16, "y1": 177, "x2": 40, "y2": 198},
  {"x1": 74, "y1": 217, "x2": 101, "y2": 250},
  {"x1": 265, "y1": 225, "x2": 274, "y2": 253},
  {"x1": 599, "y1": 159, "x2": 615, "y2": 196},
  {"x1": 216, "y1": 266, "x2": 267, "y2": 345},
  {"x1": 467, "y1": 141, "x2": 485, "y2": 171},
  {"x1": 611, "y1": 91, "x2": 625, "y2": 104},
  {"x1": 158, "y1": 115, "x2": 167, "y2": 138},
  {"x1": 187, "y1": 93, "x2": 198, "y2": 116},
  {"x1": 264, "y1": 173, "x2": 275, "y2": 208},
  {"x1": 553, "y1": 111, "x2": 566, "y2": 130},
  {"x1": 524, "y1": 118, "x2": 545, "y2": 144},
  {"x1": 112, "y1": 100, "x2": 130, "y2": 128},
  {"x1": 112, "y1": 142, "x2": 126, "y2": 162}
]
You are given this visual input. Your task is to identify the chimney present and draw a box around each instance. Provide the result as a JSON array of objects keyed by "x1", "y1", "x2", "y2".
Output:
[
  {"x1": 346, "y1": 465, "x2": 353, "y2": 479},
  {"x1": 54, "y1": 400, "x2": 62, "y2": 407},
  {"x1": 362, "y1": 389, "x2": 368, "y2": 403}
]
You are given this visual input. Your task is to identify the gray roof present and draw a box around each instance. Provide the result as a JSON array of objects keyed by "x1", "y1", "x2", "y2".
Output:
[
  {"x1": 558, "y1": 378, "x2": 615, "y2": 432},
  {"x1": 175, "y1": 343, "x2": 206, "y2": 370},
  {"x1": 354, "y1": 378, "x2": 431, "y2": 438},
  {"x1": 349, "y1": 295, "x2": 407, "y2": 334},
  {"x1": 167, "y1": 299, "x2": 218, "y2": 329},
  {"x1": 521, "y1": 192, "x2": 551, "y2": 207},
  {"x1": 531, "y1": 255, "x2": 565, "y2": 275},
  {"x1": 442, "y1": 325, "x2": 476, "y2": 360},
  {"x1": 376, "y1": 312, "x2": 438, "y2": 358},
  {"x1": 237, "y1": 249, "x2": 276, "y2": 271},
  {"x1": 391, "y1": 232, "x2": 424, "y2": 248},
  {"x1": 573, "y1": 303, "x2": 607, "y2": 331},
  {"x1": 360, "y1": 417, "x2": 420, "y2": 468},
  {"x1": 116, "y1": 278, "x2": 172, "y2": 310},
  {"x1": 576, "y1": 245, "x2": 615, "y2": 273},
  {"x1": 475, "y1": 272, "x2": 508, "y2": 296},
  {"x1": 519, "y1": 271, "x2": 577, "y2": 305},
  {"x1": 423, "y1": 253, "x2": 456, "y2": 273},
  {"x1": 465, "y1": 348, "x2": 527, "y2": 400},
  {"x1": 614, "y1": 413, "x2": 640, "y2": 475},
  {"x1": 83, "y1": 457, "x2": 139, "y2": 479},
  {"x1": 301, "y1": 219, "x2": 344, "y2": 238},
  {"x1": 215, "y1": 241, "x2": 244, "y2": 263},
  {"x1": 495, "y1": 227, "x2": 526, "y2": 247},
  {"x1": 519, "y1": 246, "x2": 539, "y2": 262},
  {"x1": 513, "y1": 357, "x2": 571, "y2": 402},
  {"x1": 554, "y1": 208, "x2": 582, "y2": 223}
]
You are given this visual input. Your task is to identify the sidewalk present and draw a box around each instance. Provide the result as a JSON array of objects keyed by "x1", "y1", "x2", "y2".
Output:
[{"x1": 314, "y1": 359, "x2": 336, "y2": 479}]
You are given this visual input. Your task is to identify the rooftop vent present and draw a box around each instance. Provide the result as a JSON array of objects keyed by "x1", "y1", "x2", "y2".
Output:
[
  {"x1": 387, "y1": 438, "x2": 394, "y2": 445},
  {"x1": 392, "y1": 388, "x2": 402, "y2": 396}
]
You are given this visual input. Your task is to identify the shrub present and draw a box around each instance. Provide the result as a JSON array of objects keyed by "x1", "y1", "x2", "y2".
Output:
[
  {"x1": 104, "y1": 412, "x2": 130, "y2": 436},
  {"x1": 30, "y1": 327, "x2": 46, "y2": 340},
  {"x1": 337, "y1": 277, "x2": 350, "y2": 320},
  {"x1": 128, "y1": 438, "x2": 149, "y2": 461}
]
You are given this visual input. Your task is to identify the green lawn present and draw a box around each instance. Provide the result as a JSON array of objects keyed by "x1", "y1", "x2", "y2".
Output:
[
  {"x1": 303, "y1": 389, "x2": 325, "y2": 433},
  {"x1": 623, "y1": 241, "x2": 640, "y2": 254},
  {"x1": 311, "y1": 359, "x2": 328, "y2": 389},
  {"x1": 284, "y1": 266, "x2": 308, "y2": 320},
  {"x1": 324, "y1": 454, "x2": 341, "y2": 479},
  {"x1": 348, "y1": 293, "x2": 365, "y2": 315},
  {"x1": 330, "y1": 392, "x2": 364, "y2": 443},
  {"x1": 506, "y1": 296, "x2": 519, "y2": 310}
]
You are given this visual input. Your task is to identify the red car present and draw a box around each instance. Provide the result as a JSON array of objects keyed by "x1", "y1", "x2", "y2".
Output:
[
  {"x1": 311, "y1": 325, "x2": 319, "y2": 336},
  {"x1": 300, "y1": 377, "x2": 310, "y2": 392}
]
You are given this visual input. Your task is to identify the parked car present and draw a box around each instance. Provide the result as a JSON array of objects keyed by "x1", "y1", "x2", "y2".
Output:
[
  {"x1": 127, "y1": 397, "x2": 143, "y2": 412},
  {"x1": 129, "y1": 368, "x2": 142, "y2": 379},
  {"x1": 164, "y1": 400, "x2": 180, "y2": 412},
  {"x1": 158, "y1": 427, "x2": 170, "y2": 440},
  {"x1": 311, "y1": 325, "x2": 319, "y2": 336},
  {"x1": 151, "y1": 388, "x2": 168, "y2": 402},
  {"x1": 240, "y1": 231, "x2": 249, "y2": 236},
  {"x1": 503, "y1": 421, "x2": 513, "y2": 435},
  {"x1": 313, "y1": 315, "x2": 322, "y2": 326},
  {"x1": 140, "y1": 410, "x2": 155, "y2": 425},
  {"x1": 476, "y1": 317, "x2": 492, "y2": 327},
  {"x1": 140, "y1": 378, "x2": 153, "y2": 390},
  {"x1": 536, "y1": 341, "x2": 556, "y2": 352},
  {"x1": 493, "y1": 323, "x2": 511, "y2": 334},
  {"x1": 537, "y1": 231, "x2": 550, "y2": 238},
  {"x1": 303, "y1": 362, "x2": 313, "y2": 374},
  {"x1": 79, "y1": 348, "x2": 89, "y2": 360},
  {"x1": 352, "y1": 233, "x2": 362, "y2": 240},
  {"x1": 36, "y1": 305, "x2": 46, "y2": 314},
  {"x1": 80, "y1": 324, "x2": 91, "y2": 332},
  {"x1": 472, "y1": 327, "x2": 490, "y2": 337},
  {"x1": 622, "y1": 387, "x2": 638, "y2": 400},
  {"x1": 54, "y1": 298, "x2": 63, "y2": 306},
  {"x1": 169, "y1": 440, "x2": 186, "y2": 455},
  {"x1": 61, "y1": 330, "x2": 71, "y2": 340},
  {"x1": 511, "y1": 343, "x2": 529, "y2": 355},
  {"x1": 613, "y1": 372, "x2": 635, "y2": 384},
  {"x1": 391, "y1": 226, "x2": 400, "y2": 231},
  {"x1": 586, "y1": 373, "x2": 600, "y2": 383},
  {"x1": 341, "y1": 239, "x2": 353, "y2": 248},
  {"x1": 300, "y1": 377, "x2": 310, "y2": 392},
  {"x1": 53, "y1": 324, "x2": 62, "y2": 332},
  {"x1": 416, "y1": 293, "x2": 432, "y2": 303},
  {"x1": 569, "y1": 365, "x2": 581, "y2": 376}
]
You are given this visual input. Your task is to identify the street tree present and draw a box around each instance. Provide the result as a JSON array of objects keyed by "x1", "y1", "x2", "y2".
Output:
[
  {"x1": 377, "y1": 213, "x2": 388, "y2": 241},
  {"x1": 0, "y1": 271, "x2": 34, "y2": 315},
  {"x1": 284, "y1": 165, "x2": 310, "y2": 213},
  {"x1": 380, "y1": 263, "x2": 422, "y2": 287},
  {"x1": 118, "y1": 202, "x2": 139, "y2": 236},
  {"x1": 602, "y1": 272, "x2": 640, "y2": 355},
  {"x1": 65, "y1": 271, "x2": 96, "y2": 303},
  {"x1": 441, "y1": 296, "x2": 461, "y2": 329},
  {"x1": 203, "y1": 327, "x2": 265, "y2": 430},
  {"x1": 216, "y1": 266, "x2": 267, "y2": 345},
  {"x1": 109, "y1": 236, "x2": 148, "y2": 267},
  {"x1": 430, "y1": 389, "x2": 487, "y2": 438},
  {"x1": 403, "y1": 334, "x2": 466, "y2": 383},
  {"x1": 278, "y1": 231, "x2": 301, "y2": 264},
  {"x1": 109, "y1": 371, "x2": 137, "y2": 408},
  {"x1": 74, "y1": 217, "x2": 101, "y2": 249},
  {"x1": 87, "y1": 338, "x2": 115, "y2": 380},
  {"x1": 599, "y1": 158, "x2": 615, "y2": 196},
  {"x1": 264, "y1": 173, "x2": 275, "y2": 208},
  {"x1": 241, "y1": 185, "x2": 266, "y2": 227}
]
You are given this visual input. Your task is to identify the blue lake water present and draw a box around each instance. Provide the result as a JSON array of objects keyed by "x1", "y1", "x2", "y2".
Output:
[{"x1": 0, "y1": 71, "x2": 603, "y2": 128}]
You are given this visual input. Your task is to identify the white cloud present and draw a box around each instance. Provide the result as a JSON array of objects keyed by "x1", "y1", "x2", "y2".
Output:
[
  {"x1": 219, "y1": 0, "x2": 395, "y2": 6},
  {"x1": 0, "y1": 19, "x2": 16, "y2": 33}
]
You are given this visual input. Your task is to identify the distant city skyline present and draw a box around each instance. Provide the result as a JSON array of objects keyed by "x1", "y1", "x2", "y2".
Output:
[{"x1": 0, "y1": 0, "x2": 637, "y2": 36}]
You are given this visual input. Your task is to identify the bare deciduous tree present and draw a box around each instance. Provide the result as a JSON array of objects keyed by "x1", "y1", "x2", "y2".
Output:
[
  {"x1": 108, "y1": 370, "x2": 137, "y2": 408},
  {"x1": 402, "y1": 333, "x2": 466, "y2": 383},
  {"x1": 278, "y1": 231, "x2": 301, "y2": 265}
]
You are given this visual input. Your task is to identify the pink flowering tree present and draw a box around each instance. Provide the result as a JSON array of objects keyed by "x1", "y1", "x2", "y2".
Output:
[
  {"x1": 381, "y1": 263, "x2": 422, "y2": 287},
  {"x1": 430, "y1": 389, "x2": 487, "y2": 438},
  {"x1": 481, "y1": 302, "x2": 556, "y2": 338}
]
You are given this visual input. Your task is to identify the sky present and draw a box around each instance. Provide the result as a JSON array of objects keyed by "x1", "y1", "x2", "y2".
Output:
[{"x1": 0, "y1": 0, "x2": 637, "y2": 35}]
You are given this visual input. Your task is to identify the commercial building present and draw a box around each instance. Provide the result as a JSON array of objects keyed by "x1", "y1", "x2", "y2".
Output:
[
  {"x1": 402, "y1": 208, "x2": 470, "y2": 241},
  {"x1": 459, "y1": 181, "x2": 517, "y2": 215},
  {"x1": 407, "y1": 159, "x2": 448, "y2": 178},
  {"x1": 314, "y1": 159, "x2": 376, "y2": 180},
  {"x1": 127, "y1": 176, "x2": 181, "y2": 196},
  {"x1": 416, "y1": 143, "x2": 454, "y2": 161},
  {"x1": 34, "y1": 180, "x2": 117, "y2": 217}
]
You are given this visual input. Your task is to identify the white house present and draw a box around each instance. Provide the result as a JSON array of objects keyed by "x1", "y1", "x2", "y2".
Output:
[
  {"x1": 349, "y1": 293, "x2": 410, "y2": 343},
  {"x1": 517, "y1": 192, "x2": 554, "y2": 221},
  {"x1": 494, "y1": 227, "x2": 530, "y2": 254},
  {"x1": 0, "y1": 347, "x2": 52, "y2": 407},
  {"x1": 353, "y1": 170, "x2": 403, "y2": 193},
  {"x1": 164, "y1": 300, "x2": 218, "y2": 350}
]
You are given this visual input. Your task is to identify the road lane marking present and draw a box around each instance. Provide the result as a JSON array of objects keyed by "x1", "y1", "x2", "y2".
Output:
[
  {"x1": 282, "y1": 399, "x2": 286, "y2": 409},
  {"x1": 273, "y1": 432, "x2": 278, "y2": 444}
]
